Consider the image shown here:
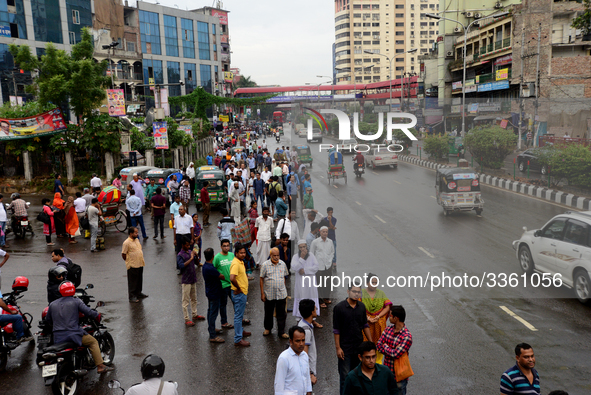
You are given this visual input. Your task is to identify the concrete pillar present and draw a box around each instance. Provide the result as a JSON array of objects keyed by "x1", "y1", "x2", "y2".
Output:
[
  {"x1": 173, "y1": 149, "x2": 180, "y2": 169},
  {"x1": 65, "y1": 151, "x2": 74, "y2": 183},
  {"x1": 179, "y1": 146, "x2": 185, "y2": 168},
  {"x1": 105, "y1": 152, "x2": 114, "y2": 182},
  {"x1": 23, "y1": 151, "x2": 33, "y2": 182},
  {"x1": 146, "y1": 149, "x2": 154, "y2": 167}
]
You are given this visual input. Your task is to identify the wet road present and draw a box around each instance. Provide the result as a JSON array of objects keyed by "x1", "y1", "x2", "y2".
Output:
[{"x1": 0, "y1": 125, "x2": 590, "y2": 394}]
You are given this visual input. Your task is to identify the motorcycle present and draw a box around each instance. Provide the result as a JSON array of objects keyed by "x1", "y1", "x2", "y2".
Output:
[
  {"x1": 353, "y1": 158, "x2": 365, "y2": 177},
  {"x1": 38, "y1": 284, "x2": 115, "y2": 395},
  {"x1": 275, "y1": 133, "x2": 280, "y2": 143},
  {"x1": 5, "y1": 201, "x2": 34, "y2": 239},
  {"x1": 0, "y1": 276, "x2": 35, "y2": 372},
  {"x1": 108, "y1": 379, "x2": 179, "y2": 394},
  {"x1": 458, "y1": 144, "x2": 465, "y2": 159}
]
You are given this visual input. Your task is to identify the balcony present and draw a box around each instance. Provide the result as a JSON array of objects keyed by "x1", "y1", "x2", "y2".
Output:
[
  {"x1": 476, "y1": 37, "x2": 511, "y2": 57},
  {"x1": 477, "y1": 69, "x2": 512, "y2": 83},
  {"x1": 115, "y1": 71, "x2": 143, "y2": 81}
]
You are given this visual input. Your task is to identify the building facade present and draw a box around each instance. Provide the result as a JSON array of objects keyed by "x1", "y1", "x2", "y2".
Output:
[
  {"x1": 0, "y1": 0, "x2": 92, "y2": 103},
  {"x1": 334, "y1": 0, "x2": 439, "y2": 86}
]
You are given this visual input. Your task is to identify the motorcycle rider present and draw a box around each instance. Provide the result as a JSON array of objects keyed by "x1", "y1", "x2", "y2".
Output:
[
  {"x1": 8, "y1": 192, "x2": 28, "y2": 230},
  {"x1": 45, "y1": 281, "x2": 113, "y2": 373},
  {"x1": 47, "y1": 266, "x2": 68, "y2": 304},
  {"x1": 353, "y1": 151, "x2": 365, "y2": 171},
  {"x1": 0, "y1": 283, "x2": 33, "y2": 343},
  {"x1": 126, "y1": 354, "x2": 178, "y2": 395}
]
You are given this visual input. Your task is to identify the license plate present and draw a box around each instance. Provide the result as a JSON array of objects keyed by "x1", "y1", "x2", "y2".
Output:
[
  {"x1": 21, "y1": 221, "x2": 28, "y2": 226},
  {"x1": 37, "y1": 335, "x2": 50, "y2": 344},
  {"x1": 42, "y1": 364, "x2": 57, "y2": 377}
]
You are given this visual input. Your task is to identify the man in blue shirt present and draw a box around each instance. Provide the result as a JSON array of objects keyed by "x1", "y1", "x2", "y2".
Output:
[
  {"x1": 253, "y1": 172, "x2": 266, "y2": 208},
  {"x1": 202, "y1": 247, "x2": 225, "y2": 343},
  {"x1": 206, "y1": 153, "x2": 213, "y2": 165},
  {"x1": 126, "y1": 189, "x2": 148, "y2": 239},
  {"x1": 500, "y1": 343, "x2": 541, "y2": 395},
  {"x1": 275, "y1": 191, "x2": 288, "y2": 220},
  {"x1": 286, "y1": 175, "x2": 299, "y2": 215},
  {"x1": 54, "y1": 174, "x2": 65, "y2": 197}
]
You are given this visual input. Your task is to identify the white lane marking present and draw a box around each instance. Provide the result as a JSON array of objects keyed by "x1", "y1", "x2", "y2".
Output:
[
  {"x1": 372, "y1": 171, "x2": 379, "y2": 175},
  {"x1": 393, "y1": 179, "x2": 401, "y2": 184},
  {"x1": 499, "y1": 306, "x2": 538, "y2": 331},
  {"x1": 333, "y1": 185, "x2": 338, "y2": 189},
  {"x1": 319, "y1": 176, "x2": 324, "y2": 179},
  {"x1": 382, "y1": 233, "x2": 393, "y2": 243},
  {"x1": 430, "y1": 196, "x2": 436, "y2": 199},
  {"x1": 375, "y1": 215, "x2": 386, "y2": 223},
  {"x1": 418, "y1": 247, "x2": 435, "y2": 258},
  {"x1": 355, "y1": 201, "x2": 362, "y2": 206}
]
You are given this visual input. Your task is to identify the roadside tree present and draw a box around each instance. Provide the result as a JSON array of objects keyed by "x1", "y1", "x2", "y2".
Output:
[{"x1": 464, "y1": 125, "x2": 516, "y2": 169}]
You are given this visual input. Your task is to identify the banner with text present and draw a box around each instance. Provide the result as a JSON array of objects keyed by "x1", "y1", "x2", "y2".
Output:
[
  {"x1": 153, "y1": 121, "x2": 169, "y2": 149},
  {"x1": 0, "y1": 108, "x2": 67, "y2": 140},
  {"x1": 107, "y1": 89, "x2": 126, "y2": 116}
]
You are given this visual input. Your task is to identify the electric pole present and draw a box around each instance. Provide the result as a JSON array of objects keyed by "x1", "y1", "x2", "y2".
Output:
[
  {"x1": 533, "y1": 23, "x2": 541, "y2": 147},
  {"x1": 518, "y1": 28, "x2": 524, "y2": 150}
]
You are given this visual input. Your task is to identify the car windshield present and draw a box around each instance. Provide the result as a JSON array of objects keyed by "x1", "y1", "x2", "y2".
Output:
[{"x1": 342, "y1": 139, "x2": 357, "y2": 145}]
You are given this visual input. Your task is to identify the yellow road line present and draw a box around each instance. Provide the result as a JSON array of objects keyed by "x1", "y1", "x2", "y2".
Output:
[{"x1": 499, "y1": 306, "x2": 538, "y2": 331}]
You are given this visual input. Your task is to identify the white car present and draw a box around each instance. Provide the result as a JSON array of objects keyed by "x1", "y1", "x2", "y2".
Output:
[
  {"x1": 337, "y1": 139, "x2": 359, "y2": 155},
  {"x1": 307, "y1": 128, "x2": 323, "y2": 143},
  {"x1": 512, "y1": 211, "x2": 591, "y2": 304},
  {"x1": 365, "y1": 148, "x2": 398, "y2": 169},
  {"x1": 297, "y1": 127, "x2": 308, "y2": 138}
]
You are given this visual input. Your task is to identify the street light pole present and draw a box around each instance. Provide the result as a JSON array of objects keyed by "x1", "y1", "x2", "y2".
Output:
[
  {"x1": 365, "y1": 50, "x2": 393, "y2": 110},
  {"x1": 427, "y1": 12, "x2": 508, "y2": 137}
]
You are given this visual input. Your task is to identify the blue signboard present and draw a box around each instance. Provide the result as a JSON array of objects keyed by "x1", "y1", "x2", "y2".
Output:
[
  {"x1": 478, "y1": 80, "x2": 509, "y2": 92},
  {"x1": 0, "y1": 25, "x2": 11, "y2": 38}
]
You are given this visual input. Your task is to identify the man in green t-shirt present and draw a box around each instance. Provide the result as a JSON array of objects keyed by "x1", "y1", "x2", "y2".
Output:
[{"x1": 212, "y1": 239, "x2": 235, "y2": 329}]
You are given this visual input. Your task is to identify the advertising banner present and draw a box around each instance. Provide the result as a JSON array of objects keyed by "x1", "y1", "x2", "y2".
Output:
[
  {"x1": 0, "y1": 108, "x2": 67, "y2": 140},
  {"x1": 178, "y1": 122, "x2": 193, "y2": 138},
  {"x1": 0, "y1": 24, "x2": 10, "y2": 37},
  {"x1": 224, "y1": 71, "x2": 233, "y2": 82},
  {"x1": 107, "y1": 89, "x2": 126, "y2": 116},
  {"x1": 452, "y1": 81, "x2": 462, "y2": 91},
  {"x1": 496, "y1": 68, "x2": 509, "y2": 81},
  {"x1": 500, "y1": 119, "x2": 509, "y2": 129},
  {"x1": 153, "y1": 121, "x2": 169, "y2": 149},
  {"x1": 219, "y1": 115, "x2": 229, "y2": 122},
  {"x1": 211, "y1": 10, "x2": 228, "y2": 24}
]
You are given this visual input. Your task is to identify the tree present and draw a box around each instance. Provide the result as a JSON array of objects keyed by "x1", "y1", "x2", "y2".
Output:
[
  {"x1": 234, "y1": 75, "x2": 257, "y2": 88},
  {"x1": 9, "y1": 28, "x2": 110, "y2": 119},
  {"x1": 464, "y1": 125, "x2": 517, "y2": 169},
  {"x1": 546, "y1": 144, "x2": 591, "y2": 188},
  {"x1": 78, "y1": 114, "x2": 125, "y2": 173},
  {"x1": 423, "y1": 134, "x2": 450, "y2": 160}
]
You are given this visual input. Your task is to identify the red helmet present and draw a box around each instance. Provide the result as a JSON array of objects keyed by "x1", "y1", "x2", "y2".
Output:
[
  {"x1": 12, "y1": 276, "x2": 29, "y2": 292},
  {"x1": 42, "y1": 306, "x2": 49, "y2": 319},
  {"x1": 59, "y1": 281, "x2": 76, "y2": 297}
]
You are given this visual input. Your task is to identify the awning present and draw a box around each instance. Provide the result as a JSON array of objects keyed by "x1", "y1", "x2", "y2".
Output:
[{"x1": 473, "y1": 114, "x2": 511, "y2": 121}]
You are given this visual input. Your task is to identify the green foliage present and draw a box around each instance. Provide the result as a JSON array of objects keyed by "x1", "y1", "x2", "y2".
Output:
[
  {"x1": 392, "y1": 128, "x2": 417, "y2": 148},
  {"x1": 0, "y1": 101, "x2": 55, "y2": 118},
  {"x1": 546, "y1": 144, "x2": 591, "y2": 187},
  {"x1": 79, "y1": 114, "x2": 122, "y2": 155},
  {"x1": 234, "y1": 75, "x2": 257, "y2": 88},
  {"x1": 49, "y1": 124, "x2": 81, "y2": 153},
  {"x1": 423, "y1": 134, "x2": 450, "y2": 160},
  {"x1": 571, "y1": 0, "x2": 591, "y2": 34},
  {"x1": 9, "y1": 28, "x2": 109, "y2": 118},
  {"x1": 464, "y1": 125, "x2": 517, "y2": 169},
  {"x1": 129, "y1": 116, "x2": 145, "y2": 124},
  {"x1": 130, "y1": 127, "x2": 154, "y2": 153}
]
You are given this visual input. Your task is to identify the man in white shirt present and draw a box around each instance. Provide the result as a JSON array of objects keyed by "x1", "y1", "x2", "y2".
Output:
[
  {"x1": 90, "y1": 173, "x2": 102, "y2": 191},
  {"x1": 302, "y1": 209, "x2": 323, "y2": 238},
  {"x1": 82, "y1": 188, "x2": 93, "y2": 208},
  {"x1": 173, "y1": 205, "x2": 194, "y2": 255},
  {"x1": 226, "y1": 165, "x2": 235, "y2": 176},
  {"x1": 255, "y1": 207, "x2": 273, "y2": 267},
  {"x1": 0, "y1": 193, "x2": 8, "y2": 248},
  {"x1": 261, "y1": 167, "x2": 272, "y2": 184},
  {"x1": 73, "y1": 192, "x2": 87, "y2": 222},
  {"x1": 262, "y1": 140, "x2": 267, "y2": 150},
  {"x1": 274, "y1": 326, "x2": 313, "y2": 395},
  {"x1": 276, "y1": 210, "x2": 300, "y2": 248},
  {"x1": 126, "y1": 189, "x2": 148, "y2": 240},
  {"x1": 310, "y1": 226, "x2": 335, "y2": 307}
]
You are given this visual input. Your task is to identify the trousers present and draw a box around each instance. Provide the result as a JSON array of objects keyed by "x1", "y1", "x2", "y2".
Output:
[
  {"x1": 233, "y1": 292, "x2": 247, "y2": 343},
  {"x1": 82, "y1": 334, "x2": 104, "y2": 366},
  {"x1": 131, "y1": 215, "x2": 147, "y2": 238},
  {"x1": 153, "y1": 215, "x2": 164, "y2": 238},
  {"x1": 181, "y1": 283, "x2": 198, "y2": 321},
  {"x1": 338, "y1": 353, "x2": 360, "y2": 395},
  {"x1": 219, "y1": 286, "x2": 234, "y2": 325},
  {"x1": 207, "y1": 298, "x2": 221, "y2": 339},
  {"x1": 202, "y1": 202, "x2": 211, "y2": 225},
  {"x1": 263, "y1": 298, "x2": 287, "y2": 334},
  {"x1": 127, "y1": 267, "x2": 143, "y2": 298}
]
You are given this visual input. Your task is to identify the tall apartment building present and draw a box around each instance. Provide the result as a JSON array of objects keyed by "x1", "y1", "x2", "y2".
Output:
[
  {"x1": 0, "y1": 0, "x2": 92, "y2": 103},
  {"x1": 334, "y1": 0, "x2": 439, "y2": 86}
]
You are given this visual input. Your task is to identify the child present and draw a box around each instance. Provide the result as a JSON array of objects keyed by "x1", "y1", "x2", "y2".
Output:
[
  {"x1": 177, "y1": 237, "x2": 205, "y2": 327},
  {"x1": 202, "y1": 248, "x2": 225, "y2": 343},
  {"x1": 216, "y1": 208, "x2": 235, "y2": 251},
  {"x1": 297, "y1": 299, "x2": 318, "y2": 386}
]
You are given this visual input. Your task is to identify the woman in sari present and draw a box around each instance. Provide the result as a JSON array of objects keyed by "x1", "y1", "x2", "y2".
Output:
[
  {"x1": 361, "y1": 274, "x2": 392, "y2": 363},
  {"x1": 42, "y1": 198, "x2": 55, "y2": 246},
  {"x1": 52, "y1": 192, "x2": 67, "y2": 237},
  {"x1": 63, "y1": 196, "x2": 79, "y2": 244},
  {"x1": 247, "y1": 200, "x2": 258, "y2": 243}
]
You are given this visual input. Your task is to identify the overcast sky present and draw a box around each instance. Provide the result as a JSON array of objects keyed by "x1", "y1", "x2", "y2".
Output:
[{"x1": 151, "y1": 0, "x2": 335, "y2": 87}]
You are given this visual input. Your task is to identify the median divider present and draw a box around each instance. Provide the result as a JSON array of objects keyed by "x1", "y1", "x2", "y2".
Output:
[{"x1": 397, "y1": 154, "x2": 591, "y2": 211}]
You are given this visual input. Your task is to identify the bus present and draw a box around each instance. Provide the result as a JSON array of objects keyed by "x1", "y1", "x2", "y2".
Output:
[{"x1": 273, "y1": 111, "x2": 284, "y2": 123}]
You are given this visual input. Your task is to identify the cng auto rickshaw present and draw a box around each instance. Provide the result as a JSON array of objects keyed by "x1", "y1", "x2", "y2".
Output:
[
  {"x1": 145, "y1": 168, "x2": 181, "y2": 200},
  {"x1": 195, "y1": 169, "x2": 227, "y2": 210},
  {"x1": 196, "y1": 165, "x2": 218, "y2": 177},
  {"x1": 435, "y1": 168, "x2": 484, "y2": 216},
  {"x1": 327, "y1": 150, "x2": 347, "y2": 185},
  {"x1": 295, "y1": 145, "x2": 313, "y2": 168}
]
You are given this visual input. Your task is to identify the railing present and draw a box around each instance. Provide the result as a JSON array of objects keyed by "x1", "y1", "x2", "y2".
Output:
[{"x1": 115, "y1": 72, "x2": 143, "y2": 81}]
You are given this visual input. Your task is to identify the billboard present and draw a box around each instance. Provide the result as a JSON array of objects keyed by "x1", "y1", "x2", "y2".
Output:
[
  {"x1": 224, "y1": 71, "x2": 234, "y2": 82},
  {"x1": 107, "y1": 89, "x2": 126, "y2": 116},
  {"x1": 0, "y1": 108, "x2": 67, "y2": 140},
  {"x1": 211, "y1": 9, "x2": 228, "y2": 25},
  {"x1": 153, "y1": 121, "x2": 169, "y2": 149}
]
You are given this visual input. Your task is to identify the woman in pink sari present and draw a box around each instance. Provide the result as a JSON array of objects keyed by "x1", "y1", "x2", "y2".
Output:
[
  {"x1": 42, "y1": 198, "x2": 55, "y2": 246},
  {"x1": 248, "y1": 200, "x2": 258, "y2": 243}
]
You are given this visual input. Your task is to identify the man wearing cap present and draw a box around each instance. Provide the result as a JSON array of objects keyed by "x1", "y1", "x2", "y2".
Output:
[
  {"x1": 310, "y1": 226, "x2": 335, "y2": 308},
  {"x1": 129, "y1": 173, "x2": 146, "y2": 207}
]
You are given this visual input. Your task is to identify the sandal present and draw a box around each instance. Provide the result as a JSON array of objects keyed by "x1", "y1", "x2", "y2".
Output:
[
  {"x1": 209, "y1": 337, "x2": 225, "y2": 343},
  {"x1": 242, "y1": 319, "x2": 251, "y2": 325},
  {"x1": 222, "y1": 323, "x2": 234, "y2": 329}
]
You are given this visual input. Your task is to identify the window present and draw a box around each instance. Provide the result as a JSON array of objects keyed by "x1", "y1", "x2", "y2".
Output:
[
  {"x1": 395, "y1": 49, "x2": 404, "y2": 53},
  {"x1": 212, "y1": 24, "x2": 216, "y2": 35},
  {"x1": 336, "y1": 23, "x2": 350, "y2": 30},
  {"x1": 396, "y1": 57, "x2": 404, "y2": 62},
  {"x1": 396, "y1": 66, "x2": 404, "y2": 71},
  {"x1": 372, "y1": 23, "x2": 379, "y2": 27},
  {"x1": 353, "y1": 23, "x2": 361, "y2": 27},
  {"x1": 373, "y1": 4, "x2": 379, "y2": 9},
  {"x1": 200, "y1": 64, "x2": 212, "y2": 93},
  {"x1": 411, "y1": 66, "x2": 415, "y2": 71},
  {"x1": 395, "y1": 22, "x2": 404, "y2": 27},
  {"x1": 336, "y1": 41, "x2": 349, "y2": 48},
  {"x1": 167, "y1": 61, "x2": 181, "y2": 96},
  {"x1": 396, "y1": 31, "x2": 404, "y2": 36},
  {"x1": 421, "y1": 22, "x2": 428, "y2": 27},
  {"x1": 421, "y1": 30, "x2": 428, "y2": 35},
  {"x1": 429, "y1": 31, "x2": 435, "y2": 35},
  {"x1": 411, "y1": 40, "x2": 414, "y2": 45},
  {"x1": 395, "y1": 4, "x2": 404, "y2": 8},
  {"x1": 373, "y1": 67, "x2": 380, "y2": 73},
  {"x1": 72, "y1": 10, "x2": 80, "y2": 25},
  {"x1": 396, "y1": 40, "x2": 404, "y2": 45},
  {"x1": 362, "y1": 4, "x2": 370, "y2": 9},
  {"x1": 411, "y1": 13, "x2": 414, "y2": 18},
  {"x1": 363, "y1": 40, "x2": 371, "y2": 45},
  {"x1": 181, "y1": 18, "x2": 195, "y2": 58},
  {"x1": 364, "y1": 58, "x2": 371, "y2": 62},
  {"x1": 396, "y1": 13, "x2": 404, "y2": 18},
  {"x1": 410, "y1": 57, "x2": 414, "y2": 62},
  {"x1": 197, "y1": 21, "x2": 210, "y2": 60},
  {"x1": 430, "y1": 4, "x2": 435, "y2": 8},
  {"x1": 421, "y1": 40, "x2": 427, "y2": 44},
  {"x1": 363, "y1": 23, "x2": 371, "y2": 27},
  {"x1": 429, "y1": 40, "x2": 434, "y2": 44},
  {"x1": 163, "y1": 15, "x2": 178, "y2": 57},
  {"x1": 429, "y1": 22, "x2": 435, "y2": 26},
  {"x1": 541, "y1": 219, "x2": 566, "y2": 240},
  {"x1": 336, "y1": 32, "x2": 350, "y2": 39},
  {"x1": 336, "y1": 14, "x2": 350, "y2": 21},
  {"x1": 420, "y1": 4, "x2": 428, "y2": 9},
  {"x1": 143, "y1": 59, "x2": 163, "y2": 85},
  {"x1": 127, "y1": 41, "x2": 135, "y2": 52},
  {"x1": 354, "y1": 13, "x2": 361, "y2": 17},
  {"x1": 363, "y1": 13, "x2": 371, "y2": 18},
  {"x1": 353, "y1": 4, "x2": 361, "y2": 9},
  {"x1": 411, "y1": 4, "x2": 414, "y2": 10},
  {"x1": 372, "y1": 40, "x2": 380, "y2": 44},
  {"x1": 139, "y1": 10, "x2": 161, "y2": 55},
  {"x1": 364, "y1": 76, "x2": 371, "y2": 80},
  {"x1": 373, "y1": 58, "x2": 380, "y2": 63},
  {"x1": 372, "y1": 13, "x2": 380, "y2": 19},
  {"x1": 69, "y1": 31, "x2": 76, "y2": 44},
  {"x1": 354, "y1": 40, "x2": 361, "y2": 45},
  {"x1": 363, "y1": 31, "x2": 370, "y2": 36}
]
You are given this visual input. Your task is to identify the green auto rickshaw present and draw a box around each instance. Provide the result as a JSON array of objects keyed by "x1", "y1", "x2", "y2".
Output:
[
  {"x1": 295, "y1": 145, "x2": 313, "y2": 168},
  {"x1": 195, "y1": 169, "x2": 227, "y2": 209},
  {"x1": 196, "y1": 165, "x2": 218, "y2": 178}
]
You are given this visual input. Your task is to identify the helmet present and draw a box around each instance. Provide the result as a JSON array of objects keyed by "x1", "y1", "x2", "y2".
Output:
[
  {"x1": 41, "y1": 306, "x2": 49, "y2": 319},
  {"x1": 10, "y1": 192, "x2": 20, "y2": 199},
  {"x1": 140, "y1": 354, "x2": 165, "y2": 380},
  {"x1": 59, "y1": 281, "x2": 76, "y2": 297},
  {"x1": 12, "y1": 276, "x2": 29, "y2": 292},
  {"x1": 48, "y1": 266, "x2": 68, "y2": 281}
]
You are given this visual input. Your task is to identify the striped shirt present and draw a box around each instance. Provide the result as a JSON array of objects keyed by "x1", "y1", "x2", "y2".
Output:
[{"x1": 500, "y1": 364, "x2": 540, "y2": 395}]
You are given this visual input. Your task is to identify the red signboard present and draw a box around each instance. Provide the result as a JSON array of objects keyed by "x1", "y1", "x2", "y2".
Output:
[
  {"x1": 494, "y1": 55, "x2": 512, "y2": 66},
  {"x1": 211, "y1": 10, "x2": 228, "y2": 25},
  {"x1": 221, "y1": 34, "x2": 228, "y2": 43}
]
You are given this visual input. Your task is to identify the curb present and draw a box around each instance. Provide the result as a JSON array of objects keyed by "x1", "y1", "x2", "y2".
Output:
[{"x1": 397, "y1": 155, "x2": 591, "y2": 211}]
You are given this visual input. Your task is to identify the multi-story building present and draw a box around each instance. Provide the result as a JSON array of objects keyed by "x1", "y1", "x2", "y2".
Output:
[
  {"x1": 0, "y1": 0, "x2": 92, "y2": 103},
  {"x1": 136, "y1": 0, "x2": 224, "y2": 114},
  {"x1": 334, "y1": 0, "x2": 439, "y2": 86}
]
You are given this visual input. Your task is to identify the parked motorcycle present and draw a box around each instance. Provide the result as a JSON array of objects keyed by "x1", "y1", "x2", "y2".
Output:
[
  {"x1": 0, "y1": 276, "x2": 35, "y2": 372},
  {"x1": 353, "y1": 158, "x2": 365, "y2": 177},
  {"x1": 5, "y1": 201, "x2": 34, "y2": 239},
  {"x1": 38, "y1": 284, "x2": 115, "y2": 395}
]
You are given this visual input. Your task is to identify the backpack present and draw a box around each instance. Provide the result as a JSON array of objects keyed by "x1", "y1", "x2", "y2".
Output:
[
  {"x1": 59, "y1": 258, "x2": 82, "y2": 288},
  {"x1": 268, "y1": 182, "x2": 279, "y2": 202}
]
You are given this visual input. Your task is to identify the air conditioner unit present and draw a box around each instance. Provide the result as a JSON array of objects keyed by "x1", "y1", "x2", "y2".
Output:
[
  {"x1": 474, "y1": 12, "x2": 482, "y2": 18},
  {"x1": 494, "y1": 2, "x2": 502, "y2": 9},
  {"x1": 521, "y1": 82, "x2": 535, "y2": 98},
  {"x1": 454, "y1": 26, "x2": 463, "y2": 33},
  {"x1": 465, "y1": 12, "x2": 474, "y2": 17},
  {"x1": 446, "y1": 51, "x2": 454, "y2": 58}
]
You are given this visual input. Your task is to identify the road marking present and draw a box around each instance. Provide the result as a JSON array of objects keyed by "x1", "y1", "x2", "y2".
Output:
[
  {"x1": 355, "y1": 201, "x2": 362, "y2": 206},
  {"x1": 333, "y1": 185, "x2": 338, "y2": 189},
  {"x1": 375, "y1": 215, "x2": 386, "y2": 223},
  {"x1": 499, "y1": 306, "x2": 538, "y2": 331},
  {"x1": 418, "y1": 247, "x2": 435, "y2": 258},
  {"x1": 430, "y1": 196, "x2": 436, "y2": 199},
  {"x1": 372, "y1": 171, "x2": 379, "y2": 175},
  {"x1": 319, "y1": 176, "x2": 324, "y2": 179},
  {"x1": 393, "y1": 179, "x2": 401, "y2": 184},
  {"x1": 382, "y1": 233, "x2": 393, "y2": 243}
]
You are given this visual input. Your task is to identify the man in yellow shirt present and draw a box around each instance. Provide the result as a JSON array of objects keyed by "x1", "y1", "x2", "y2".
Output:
[
  {"x1": 230, "y1": 243, "x2": 251, "y2": 347},
  {"x1": 121, "y1": 227, "x2": 147, "y2": 303}
]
